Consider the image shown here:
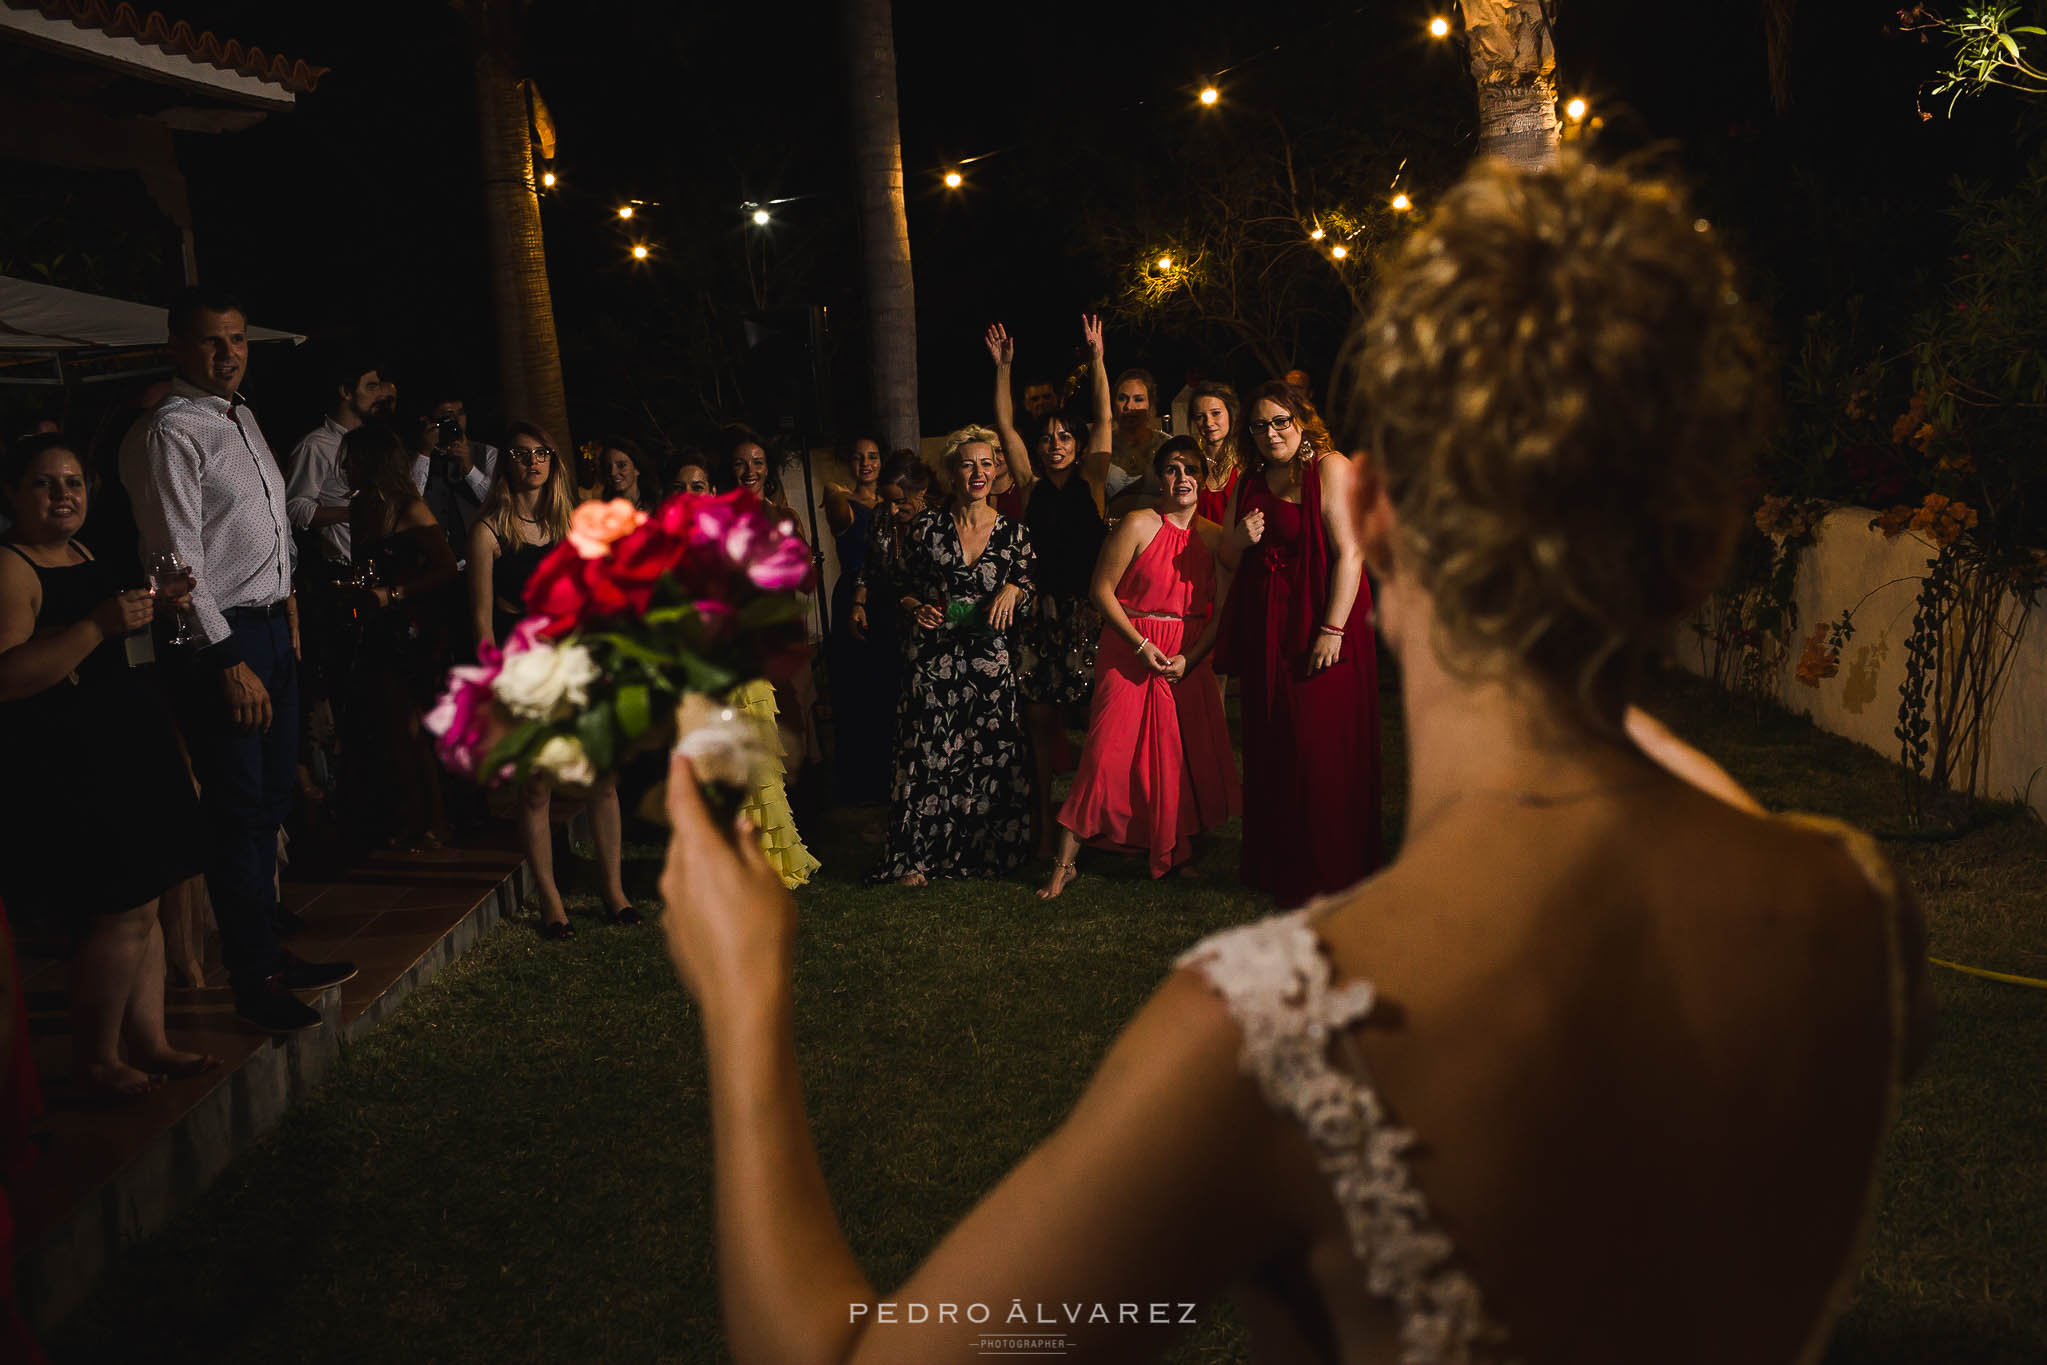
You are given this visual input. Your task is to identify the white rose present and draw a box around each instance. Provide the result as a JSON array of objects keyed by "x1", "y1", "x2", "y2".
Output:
[
  {"x1": 531, "y1": 734, "x2": 597, "y2": 788},
  {"x1": 492, "y1": 641, "x2": 601, "y2": 721}
]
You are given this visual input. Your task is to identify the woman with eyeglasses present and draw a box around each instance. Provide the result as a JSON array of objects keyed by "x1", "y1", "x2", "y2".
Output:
[
  {"x1": 988, "y1": 315, "x2": 1113, "y2": 855},
  {"x1": 466, "y1": 423, "x2": 637, "y2": 939},
  {"x1": 1221, "y1": 380, "x2": 1381, "y2": 907}
]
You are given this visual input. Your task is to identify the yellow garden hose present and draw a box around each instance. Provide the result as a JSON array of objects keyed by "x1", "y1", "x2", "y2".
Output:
[{"x1": 1928, "y1": 956, "x2": 2047, "y2": 990}]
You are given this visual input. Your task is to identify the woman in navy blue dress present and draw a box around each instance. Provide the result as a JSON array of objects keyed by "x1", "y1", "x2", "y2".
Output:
[{"x1": 824, "y1": 437, "x2": 893, "y2": 804}]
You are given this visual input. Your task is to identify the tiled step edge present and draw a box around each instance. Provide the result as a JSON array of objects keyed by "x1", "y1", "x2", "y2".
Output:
[{"x1": 19, "y1": 861, "x2": 533, "y2": 1334}]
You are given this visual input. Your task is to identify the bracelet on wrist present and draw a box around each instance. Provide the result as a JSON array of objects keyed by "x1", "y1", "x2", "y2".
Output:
[{"x1": 1318, "y1": 624, "x2": 1345, "y2": 637}]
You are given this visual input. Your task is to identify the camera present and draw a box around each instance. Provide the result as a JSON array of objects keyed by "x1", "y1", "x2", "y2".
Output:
[{"x1": 435, "y1": 417, "x2": 463, "y2": 446}]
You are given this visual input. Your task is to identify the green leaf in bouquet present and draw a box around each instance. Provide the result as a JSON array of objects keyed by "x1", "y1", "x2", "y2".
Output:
[
  {"x1": 736, "y1": 595, "x2": 809, "y2": 630},
  {"x1": 615, "y1": 682, "x2": 652, "y2": 739},
  {"x1": 644, "y1": 603, "x2": 700, "y2": 629},
  {"x1": 481, "y1": 719, "x2": 548, "y2": 778},
  {"x1": 576, "y1": 703, "x2": 616, "y2": 773},
  {"x1": 672, "y1": 643, "x2": 739, "y2": 695},
  {"x1": 591, "y1": 631, "x2": 679, "y2": 668},
  {"x1": 943, "y1": 597, "x2": 985, "y2": 630}
]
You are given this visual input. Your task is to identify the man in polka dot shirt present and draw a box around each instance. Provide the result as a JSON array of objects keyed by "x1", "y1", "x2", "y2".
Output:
[{"x1": 125, "y1": 286, "x2": 356, "y2": 1034}]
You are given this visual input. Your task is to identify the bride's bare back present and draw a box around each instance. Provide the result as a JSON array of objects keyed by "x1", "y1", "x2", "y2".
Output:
[{"x1": 1209, "y1": 778, "x2": 1919, "y2": 1363}]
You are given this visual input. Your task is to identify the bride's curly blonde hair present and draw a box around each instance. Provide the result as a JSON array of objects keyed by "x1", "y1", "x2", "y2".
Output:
[{"x1": 1341, "y1": 154, "x2": 1769, "y2": 723}]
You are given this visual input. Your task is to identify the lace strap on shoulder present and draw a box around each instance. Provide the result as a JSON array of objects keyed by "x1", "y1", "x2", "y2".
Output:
[{"x1": 1178, "y1": 914, "x2": 1500, "y2": 1363}]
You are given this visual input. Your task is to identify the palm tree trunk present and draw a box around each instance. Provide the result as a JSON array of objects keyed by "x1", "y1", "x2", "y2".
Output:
[
  {"x1": 843, "y1": 0, "x2": 919, "y2": 454},
  {"x1": 1460, "y1": 0, "x2": 1560, "y2": 169},
  {"x1": 473, "y1": 41, "x2": 571, "y2": 447}
]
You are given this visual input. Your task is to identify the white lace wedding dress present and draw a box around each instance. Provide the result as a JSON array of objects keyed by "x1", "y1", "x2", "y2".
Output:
[{"x1": 1177, "y1": 815, "x2": 1911, "y2": 1365}]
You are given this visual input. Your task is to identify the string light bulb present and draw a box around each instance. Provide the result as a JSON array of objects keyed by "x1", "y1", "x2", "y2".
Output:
[
  {"x1": 944, "y1": 170, "x2": 963, "y2": 188},
  {"x1": 1391, "y1": 192, "x2": 1413, "y2": 212},
  {"x1": 1309, "y1": 226, "x2": 1326, "y2": 241},
  {"x1": 1157, "y1": 254, "x2": 1174, "y2": 270},
  {"x1": 1428, "y1": 16, "x2": 1450, "y2": 37},
  {"x1": 1199, "y1": 85, "x2": 1219, "y2": 106},
  {"x1": 631, "y1": 243, "x2": 649, "y2": 260},
  {"x1": 1331, "y1": 244, "x2": 1349, "y2": 260},
  {"x1": 751, "y1": 207, "x2": 771, "y2": 226},
  {"x1": 1565, "y1": 97, "x2": 1588, "y2": 122},
  {"x1": 540, "y1": 170, "x2": 557, "y2": 188},
  {"x1": 616, "y1": 204, "x2": 634, "y2": 220}
]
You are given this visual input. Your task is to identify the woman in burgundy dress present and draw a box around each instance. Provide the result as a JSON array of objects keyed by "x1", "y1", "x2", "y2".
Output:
[{"x1": 1223, "y1": 381, "x2": 1380, "y2": 906}]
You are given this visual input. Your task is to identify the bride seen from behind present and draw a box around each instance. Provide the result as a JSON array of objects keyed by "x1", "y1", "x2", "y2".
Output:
[{"x1": 655, "y1": 154, "x2": 1934, "y2": 1364}]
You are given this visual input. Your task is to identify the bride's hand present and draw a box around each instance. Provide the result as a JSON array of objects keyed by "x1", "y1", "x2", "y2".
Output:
[{"x1": 658, "y1": 753, "x2": 795, "y2": 1015}]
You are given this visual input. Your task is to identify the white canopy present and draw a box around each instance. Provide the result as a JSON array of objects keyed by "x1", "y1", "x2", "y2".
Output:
[{"x1": 0, "y1": 275, "x2": 304, "y2": 350}]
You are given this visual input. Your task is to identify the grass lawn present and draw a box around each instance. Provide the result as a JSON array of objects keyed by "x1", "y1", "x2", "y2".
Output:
[{"x1": 49, "y1": 667, "x2": 2046, "y2": 1364}]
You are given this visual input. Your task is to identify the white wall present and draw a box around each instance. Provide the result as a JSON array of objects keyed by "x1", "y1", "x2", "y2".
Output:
[{"x1": 1683, "y1": 508, "x2": 2047, "y2": 819}]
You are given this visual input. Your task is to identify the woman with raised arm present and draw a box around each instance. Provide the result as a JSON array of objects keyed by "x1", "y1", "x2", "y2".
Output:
[
  {"x1": 1223, "y1": 379, "x2": 1380, "y2": 907},
  {"x1": 989, "y1": 316, "x2": 1115, "y2": 853},
  {"x1": 1040, "y1": 438, "x2": 1239, "y2": 898},
  {"x1": 1186, "y1": 381, "x2": 1244, "y2": 525},
  {"x1": 656, "y1": 156, "x2": 1933, "y2": 1365},
  {"x1": 872, "y1": 427, "x2": 1036, "y2": 885}
]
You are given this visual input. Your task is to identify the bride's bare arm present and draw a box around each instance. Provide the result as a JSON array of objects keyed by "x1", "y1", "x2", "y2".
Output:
[{"x1": 659, "y1": 756, "x2": 1304, "y2": 1364}]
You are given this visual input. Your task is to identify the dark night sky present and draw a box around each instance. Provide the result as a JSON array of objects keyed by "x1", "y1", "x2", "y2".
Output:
[{"x1": 16, "y1": 0, "x2": 2023, "y2": 450}]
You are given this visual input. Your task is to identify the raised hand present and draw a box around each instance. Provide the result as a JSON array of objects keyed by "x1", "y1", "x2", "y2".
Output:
[
  {"x1": 984, "y1": 323, "x2": 1015, "y2": 366},
  {"x1": 1080, "y1": 313, "x2": 1104, "y2": 357},
  {"x1": 658, "y1": 753, "x2": 793, "y2": 1015},
  {"x1": 1232, "y1": 508, "x2": 1267, "y2": 548}
]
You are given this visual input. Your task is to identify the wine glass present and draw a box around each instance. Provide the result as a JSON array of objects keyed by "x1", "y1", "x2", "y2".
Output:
[{"x1": 144, "y1": 550, "x2": 199, "y2": 646}]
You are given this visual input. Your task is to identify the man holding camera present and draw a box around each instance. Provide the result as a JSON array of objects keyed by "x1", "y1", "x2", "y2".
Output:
[{"x1": 411, "y1": 393, "x2": 499, "y2": 549}]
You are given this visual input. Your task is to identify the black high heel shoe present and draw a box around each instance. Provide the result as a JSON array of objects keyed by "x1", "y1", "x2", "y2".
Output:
[
  {"x1": 605, "y1": 904, "x2": 643, "y2": 926},
  {"x1": 540, "y1": 917, "x2": 575, "y2": 941}
]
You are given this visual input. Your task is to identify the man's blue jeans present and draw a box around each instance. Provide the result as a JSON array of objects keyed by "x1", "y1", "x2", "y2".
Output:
[{"x1": 180, "y1": 613, "x2": 298, "y2": 993}]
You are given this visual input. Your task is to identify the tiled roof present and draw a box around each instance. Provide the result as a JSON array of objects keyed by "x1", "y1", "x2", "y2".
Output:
[{"x1": 7, "y1": 0, "x2": 328, "y2": 94}]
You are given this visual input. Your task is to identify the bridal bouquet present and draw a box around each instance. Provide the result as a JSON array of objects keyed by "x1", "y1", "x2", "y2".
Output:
[{"x1": 426, "y1": 490, "x2": 814, "y2": 802}]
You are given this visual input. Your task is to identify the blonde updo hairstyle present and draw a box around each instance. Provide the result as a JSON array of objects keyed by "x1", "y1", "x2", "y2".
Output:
[
  {"x1": 939, "y1": 424, "x2": 1002, "y2": 508},
  {"x1": 1342, "y1": 155, "x2": 1768, "y2": 724}
]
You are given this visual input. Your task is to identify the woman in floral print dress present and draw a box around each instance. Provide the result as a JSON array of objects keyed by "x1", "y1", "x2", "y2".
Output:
[{"x1": 873, "y1": 428, "x2": 1037, "y2": 885}]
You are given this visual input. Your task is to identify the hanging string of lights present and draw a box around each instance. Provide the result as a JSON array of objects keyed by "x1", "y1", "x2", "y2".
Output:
[{"x1": 536, "y1": 8, "x2": 1596, "y2": 270}]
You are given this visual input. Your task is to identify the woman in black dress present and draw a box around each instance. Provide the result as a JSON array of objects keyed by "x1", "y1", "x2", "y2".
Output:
[
  {"x1": 823, "y1": 437, "x2": 890, "y2": 804},
  {"x1": 464, "y1": 422, "x2": 634, "y2": 939},
  {"x1": 0, "y1": 435, "x2": 216, "y2": 1099},
  {"x1": 989, "y1": 315, "x2": 1114, "y2": 853},
  {"x1": 874, "y1": 429, "x2": 1036, "y2": 885},
  {"x1": 345, "y1": 423, "x2": 460, "y2": 849}
]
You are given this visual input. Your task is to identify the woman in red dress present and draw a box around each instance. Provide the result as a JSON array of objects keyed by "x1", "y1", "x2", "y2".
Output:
[
  {"x1": 1223, "y1": 381, "x2": 1380, "y2": 906},
  {"x1": 1187, "y1": 381, "x2": 1243, "y2": 525},
  {"x1": 1039, "y1": 439, "x2": 1239, "y2": 897}
]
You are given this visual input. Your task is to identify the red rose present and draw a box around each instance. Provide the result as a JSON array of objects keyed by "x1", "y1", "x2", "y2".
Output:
[{"x1": 523, "y1": 542, "x2": 593, "y2": 637}]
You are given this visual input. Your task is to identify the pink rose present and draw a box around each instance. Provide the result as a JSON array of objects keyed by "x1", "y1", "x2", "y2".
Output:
[
  {"x1": 426, "y1": 621, "x2": 546, "y2": 777},
  {"x1": 427, "y1": 657, "x2": 504, "y2": 777},
  {"x1": 567, "y1": 498, "x2": 648, "y2": 559},
  {"x1": 690, "y1": 496, "x2": 815, "y2": 594}
]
